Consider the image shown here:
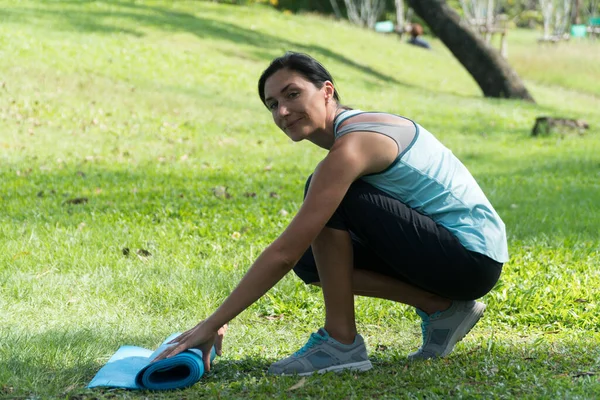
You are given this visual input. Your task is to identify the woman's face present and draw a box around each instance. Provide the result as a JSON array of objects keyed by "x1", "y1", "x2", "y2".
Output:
[{"x1": 263, "y1": 68, "x2": 332, "y2": 142}]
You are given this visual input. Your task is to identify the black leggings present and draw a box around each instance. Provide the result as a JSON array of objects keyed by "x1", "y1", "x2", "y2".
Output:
[{"x1": 293, "y1": 176, "x2": 503, "y2": 301}]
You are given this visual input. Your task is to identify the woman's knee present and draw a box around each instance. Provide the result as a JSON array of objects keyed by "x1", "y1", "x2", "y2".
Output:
[
  {"x1": 293, "y1": 246, "x2": 320, "y2": 284},
  {"x1": 293, "y1": 264, "x2": 320, "y2": 285}
]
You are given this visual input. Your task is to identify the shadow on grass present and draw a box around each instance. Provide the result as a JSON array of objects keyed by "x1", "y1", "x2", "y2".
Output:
[
  {"x1": 2, "y1": 149, "x2": 599, "y2": 242},
  {"x1": 3, "y1": 328, "x2": 599, "y2": 398},
  {"x1": 0, "y1": 0, "x2": 416, "y2": 92},
  {"x1": 0, "y1": 327, "x2": 275, "y2": 398},
  {"x1": 0, "y1": 164, "x2": 306, "y2": 224},
  {"x1": 0, "y1": 328, "x2": 150, "y2": 397}
]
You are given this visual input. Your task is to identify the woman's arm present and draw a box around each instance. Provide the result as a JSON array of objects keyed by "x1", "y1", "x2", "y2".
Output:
[
  {"x1": 201, "y1": 145, "x2": 365, "y2": 330},
  {"x1": 154, "y1": 131, "x2": 396, "y2": 362},
  {"x1": 204, "y1": 131, "x2": 396, "y2": 330}
]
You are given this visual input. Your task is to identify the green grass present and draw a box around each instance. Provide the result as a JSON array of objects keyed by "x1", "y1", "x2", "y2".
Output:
[{"x1": 1, "y1": 1, "x2": 600, "y2": 398}]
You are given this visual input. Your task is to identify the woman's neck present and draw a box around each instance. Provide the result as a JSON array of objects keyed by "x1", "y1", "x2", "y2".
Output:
[{"x1": 308, "y1": 105, "x2": 345, "y2": 150}]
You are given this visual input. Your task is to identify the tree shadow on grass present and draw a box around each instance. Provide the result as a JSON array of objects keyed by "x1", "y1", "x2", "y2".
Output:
[
  {"x1": 0, "y1": 327, "x2": 276, "y2": 398},
  {"x1": 1, "y1": 165, "x2": 307, "y2": 225},
  {"x1": 1, "y1": 0, "x2": 416, "y2": 92},
  {"x1": 4, "y1": 331, "x2": 599, "y2": 398},
  {"x1": 365, "y1": 339, "x2": 600, "y2": 397},
  {"x1": 0, "y1": 328, "x2": 155, "y2": 397},
  {"x1": 3, "y1": 150, "x2": 600, "y2": 242}
]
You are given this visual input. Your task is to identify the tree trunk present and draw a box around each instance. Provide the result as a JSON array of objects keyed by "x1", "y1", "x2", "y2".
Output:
[
  {"x1": 572, "y1": 0, "x2": 580, "y2": 24},
  {"x1": 395, "y1": 0, "x2": 405, "y2": 34},
  {"x1": 329, "y1": 0, "x2": 342, "y2": 20},
  {"x1": 407, "y1": 0, "x2": 535, "y2": 102}
]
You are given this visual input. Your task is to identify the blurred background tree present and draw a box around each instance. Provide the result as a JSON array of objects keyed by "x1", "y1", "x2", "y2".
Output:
[
  {"x1": 205, "y1": 0, "x2": 597, "y2": 100},
  {"x1": 219, "y1": 0, "x2": 598, "y2": 28}
]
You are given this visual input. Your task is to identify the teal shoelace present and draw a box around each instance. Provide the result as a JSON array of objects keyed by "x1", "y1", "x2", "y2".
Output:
[
  {"x1": 416, "y1": 309, "x2": 431, "y2": 342},
  {"x1": 417, "y1": 310, "x2": 442, "y2": 343},
  {"x1": 294, "y1": 333, "x2": 325, "y2": 356},
  {"x1": 420, "y1": 318, "x2": 430, "y2": 342}
]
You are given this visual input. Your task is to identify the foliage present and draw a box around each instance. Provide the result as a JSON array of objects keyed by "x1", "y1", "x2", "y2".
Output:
[
  {"x1": 1, "y1": 0, "x2": 600, "y2": 399},
  {"x1": 276, "y1": 0, "x2": 339, "y2": 13},
  {"x1": 209, "y1": 0, "x2": 600, "y2": 27},
  {"x1": 515, "y1": 9, "x2": 545, "y2": 27},
  {"x1": 205, "y1": 0, "x2": 270, "y2": 4}
]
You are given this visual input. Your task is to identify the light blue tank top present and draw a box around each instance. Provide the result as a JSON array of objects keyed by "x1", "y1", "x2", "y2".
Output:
[{"x1": 334, "y1": 110, "x2": 509, "y2": 263}]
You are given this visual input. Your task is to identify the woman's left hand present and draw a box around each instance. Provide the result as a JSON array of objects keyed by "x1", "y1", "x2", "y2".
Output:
[{"x1": 152, "y1": 322, "x2": 227, "y2": 372}]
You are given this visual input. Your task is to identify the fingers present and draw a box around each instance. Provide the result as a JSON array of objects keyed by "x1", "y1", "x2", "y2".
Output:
[
  {"x1": 202, "y1": 350, "x2": 212, "y2": 373},
  {"x1": 169, "y1": 344, "x2": 186, "y2": 359},
  {"x1": 167, "y1": 330, "x2": 190, "y2": 344},
  {"x1": 215, "y1": 324, "x2": 227, "y2": 356},
  {"x1": 154, "y1": 322, "x2": 223, "y2": 364},
  {"x1": 152, "y1": 344, "x2": 180, "y2": 362},
  {"x1": 167, "y1": 335, "x2": 182, "y2": 345},
  {"x1": 215, "y1": 328, "x2": 224, "y2": 356},
  {"x1": 214, "y1": 335, "x2": 223, "y2": 356},
  {"x1": 219, "y1": 324, "x2": 229, "y2": 335}
]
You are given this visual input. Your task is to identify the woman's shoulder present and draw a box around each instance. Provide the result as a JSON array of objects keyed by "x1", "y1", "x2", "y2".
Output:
[{"x1": 336, "y1": 110, "x2": 415, "y2": 130}]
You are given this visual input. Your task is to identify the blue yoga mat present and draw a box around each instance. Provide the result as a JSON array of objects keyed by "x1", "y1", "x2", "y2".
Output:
[{"x1": 88, "y1": 333, "x2": 216, "y2": 391}]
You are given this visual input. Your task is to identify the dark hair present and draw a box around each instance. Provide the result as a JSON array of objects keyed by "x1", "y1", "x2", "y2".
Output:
[
  {"x1": 410, "y1": 23, "x2": 423, "y2": 38},
  {"x1": 258, "y1": 52, "x2": 341, "y2": 107}
]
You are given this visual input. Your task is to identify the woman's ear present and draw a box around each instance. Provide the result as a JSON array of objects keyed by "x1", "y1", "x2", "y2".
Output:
[{"x1": 323, "y1": 81, "x2": 335, "y2": 103}]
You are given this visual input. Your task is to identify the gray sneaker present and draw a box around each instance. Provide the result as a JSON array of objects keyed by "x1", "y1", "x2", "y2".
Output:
[
  {"x1": 408, "y1": 300, "x2": 486, "y2": 360},
  {"x1": 268, "y1": 328, "x2": 373, "y2": 376}
]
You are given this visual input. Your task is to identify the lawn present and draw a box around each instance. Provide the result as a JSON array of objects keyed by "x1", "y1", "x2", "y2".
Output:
[{"x1": 1, "y1": 1, "x2": 599, "y2": 398}]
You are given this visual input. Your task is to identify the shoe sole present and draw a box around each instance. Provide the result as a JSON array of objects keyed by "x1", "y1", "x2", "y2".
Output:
[
  {"x1": 439, "y1": 301, "x2": 486, "y2": 358},
  {"x1": 280, "y1": 360, "x2": 373, "y2": 377}
]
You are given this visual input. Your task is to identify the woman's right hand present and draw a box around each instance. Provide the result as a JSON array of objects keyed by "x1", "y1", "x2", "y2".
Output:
[{"x1": 152, "y1": 322, "x2": 228, "y2": 372}]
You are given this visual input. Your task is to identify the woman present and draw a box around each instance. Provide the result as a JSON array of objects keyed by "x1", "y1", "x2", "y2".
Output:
[
  {"x1": 406, "y1": 23, "x2": 431, "y2": 50},
  {"x1": 154, "y1": 52, "x2": 508, "y2": 376}
]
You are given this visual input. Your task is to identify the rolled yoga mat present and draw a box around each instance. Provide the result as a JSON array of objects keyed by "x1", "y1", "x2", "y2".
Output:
[{"x1": 88, "y1": 333, "x2": 216, "y2": 390}]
